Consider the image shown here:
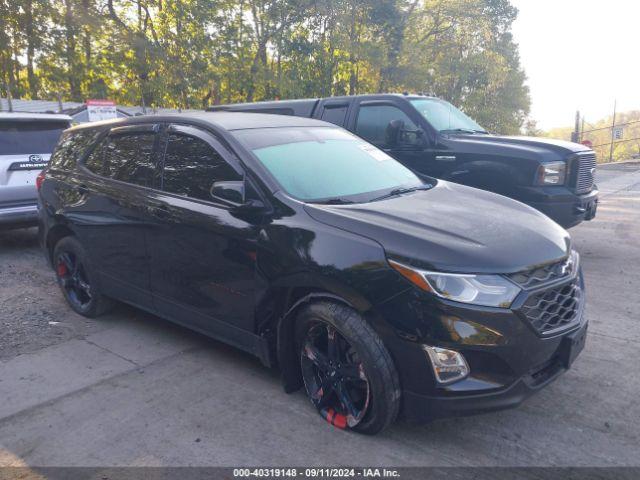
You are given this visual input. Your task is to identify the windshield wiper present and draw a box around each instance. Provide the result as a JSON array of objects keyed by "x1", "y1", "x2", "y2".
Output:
[
  {"x1": 440, "y1": 128, "x2": 478, "y2": 134},
  {"x1": 370, "y1": 184, "x2": 433, "y2": 202},
  {"x1": 315, "y1": 198, "x2": 355, "y2": 205}
]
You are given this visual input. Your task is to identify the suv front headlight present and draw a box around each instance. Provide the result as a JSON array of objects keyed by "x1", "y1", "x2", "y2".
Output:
[
  {"x1": 536, "y1": 161, "x2": 566, "y2": 185},
  {"x1": 388, "y1": 260, "x2": 521, "y2": 308}
]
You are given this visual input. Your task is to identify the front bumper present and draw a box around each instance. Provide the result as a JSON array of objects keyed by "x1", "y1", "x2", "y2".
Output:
[
  {"x1": 0, "y1": 202, "x2": 39, "y2": 228},
  {"x1": 519, "y1": 186, "x2": 598, "y2": 229},
  {"x1": 374, "y1": 271, "x2": 588, "y2": 423},
  {"x1": 402, "y1": 320, "x2": 588, "y2": 422}
]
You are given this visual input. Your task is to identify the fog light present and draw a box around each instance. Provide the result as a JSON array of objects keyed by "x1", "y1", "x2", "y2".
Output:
[{"x1": 422, "y1": 345, "x2": 469, "y2": 385}]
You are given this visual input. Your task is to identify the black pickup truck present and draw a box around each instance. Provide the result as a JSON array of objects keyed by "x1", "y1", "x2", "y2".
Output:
[{"x1": 208, "y1": 94, "x2": 598, "y2": 228}]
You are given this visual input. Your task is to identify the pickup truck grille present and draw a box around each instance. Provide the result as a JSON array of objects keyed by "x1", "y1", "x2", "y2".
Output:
[{"x1": 574, "y1": 153, "x2": 597, "y2": 194}]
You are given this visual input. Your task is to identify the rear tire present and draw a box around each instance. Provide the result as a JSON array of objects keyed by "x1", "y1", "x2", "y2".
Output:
[
  {"x1": 295, "y1": 301, "x2": 400, "y2": 435},
  {"x1": 53, "y1": 236, "x2": 113, "y2": 318}
]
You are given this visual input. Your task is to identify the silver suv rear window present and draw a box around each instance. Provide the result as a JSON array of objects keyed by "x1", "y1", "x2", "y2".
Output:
[{"x1": 0, "y1": 121, "x2": 69, "y2": 155}]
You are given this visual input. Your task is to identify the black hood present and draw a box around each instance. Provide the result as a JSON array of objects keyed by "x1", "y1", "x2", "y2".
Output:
[
  {"x1": 446, "y1": 133, "x2": 591, "y2": 161},
  {"x1": 304, "y1": 181, "x2": 571, "y2": 274}
]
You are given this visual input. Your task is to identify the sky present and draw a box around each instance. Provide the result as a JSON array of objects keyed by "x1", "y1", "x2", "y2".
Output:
[{"x1": 510, "y1": 0, "x2": 640, "y2": 130}]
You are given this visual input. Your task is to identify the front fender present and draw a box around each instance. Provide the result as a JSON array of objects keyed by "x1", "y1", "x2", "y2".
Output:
[{"x1": 444, "y1": 161, "x2": 525, "y2": 194}]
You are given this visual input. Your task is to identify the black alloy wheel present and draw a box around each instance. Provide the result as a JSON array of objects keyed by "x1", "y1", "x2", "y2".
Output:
[
  {"x1": 300, "y1": 321, "x2": 371, "y2": 429},
  {"x1": 56, "y1": 251, "x2": 93, "y2": 310},
  {"x1": 53, "y1": 236, "x2": 113, "y2": 317}
]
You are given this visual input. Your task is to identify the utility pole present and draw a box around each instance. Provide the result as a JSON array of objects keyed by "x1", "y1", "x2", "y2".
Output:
[
  {"x1": 571, "y1": 110, "x2": 580, "y2": 143},
  {"x1": 609, "y1": 100, "x2": 617, "y2": 162},
  {"x1": 580, "y1": 117, "x2": 585, "y2": 143}
]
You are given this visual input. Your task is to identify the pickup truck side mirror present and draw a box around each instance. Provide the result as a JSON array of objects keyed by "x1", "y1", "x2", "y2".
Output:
[{"x1": 385, "y1": 119, "x2": 405, "y2": 147}]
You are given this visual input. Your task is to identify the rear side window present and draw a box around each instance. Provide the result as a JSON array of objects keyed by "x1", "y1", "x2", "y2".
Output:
[
  {"x1": 84, "y1": 132, "x2": 157, "y2": 187},
  {"x1": 0, "y1": 121, "x2": 69, "y2": 155},
  {"x1": 161, "y1": 133, "x2": 241, "y2": 201},
  {"x1": 50, "y1": 129, "x2": 100, "y2": 171},
  {"x1": 355, "y1": 105, "x2": 417, "y2": 146},
  {"x1": 320, "y1": 105, "x2": 348, "y2": 126}
]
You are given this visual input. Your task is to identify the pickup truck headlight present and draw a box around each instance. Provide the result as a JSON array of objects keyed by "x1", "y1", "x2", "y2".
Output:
[
  {"x1": 388, "y1": 260, "x2": 520, "y2": 308},
  {"x1": 536, "y1": 161, "x2": 566, "y2": 185}
]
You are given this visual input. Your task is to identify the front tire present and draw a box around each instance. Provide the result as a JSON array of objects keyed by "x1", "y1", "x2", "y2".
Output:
[
  {"x1": 295, "y1": 301, "x2": 400, "y2": 435},
  {"x1": 53, "y1": 236, "x2": 113, "y2": 318}
]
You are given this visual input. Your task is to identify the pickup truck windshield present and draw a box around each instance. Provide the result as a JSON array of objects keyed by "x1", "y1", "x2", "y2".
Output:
[
  {"x1": 235, "y1": 127, "x2": 424, "y2": 203},
  {"x1": 410, "y1": 98, "x2": 486, "y2": 134}
]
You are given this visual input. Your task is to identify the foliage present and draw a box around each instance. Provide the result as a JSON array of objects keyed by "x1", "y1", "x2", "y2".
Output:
[
  {"x1": 544, "y1": 111, "x2": 640, "y2": 162},
  {"x1": 1, "y1": 0, "x2": 530, "y2": 133}
]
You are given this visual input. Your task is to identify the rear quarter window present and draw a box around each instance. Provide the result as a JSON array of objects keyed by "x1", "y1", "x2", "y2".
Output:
[{"x1": 49, "y1": 129, "x2": 101, "y2": 171}]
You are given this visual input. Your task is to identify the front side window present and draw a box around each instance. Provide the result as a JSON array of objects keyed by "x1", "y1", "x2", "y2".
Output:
[
  {"x1": 234, "y1": 127, "x2": 423, "y2": 202},
  {"x1": 161, "y1": 133, "x2": 241, "y2": 201},
  {"x1": 410, "y1": 98, "x2": 486, "y2": 133},
  {"x1": 0, "y1": 121, "x2": 69, "y2": 155},
  {"x1": 355, "y1": 105, "x2": 418, "y2": 146},
  {"x1": 84, "y1": 131, "x2": 157, "y2": 187}
]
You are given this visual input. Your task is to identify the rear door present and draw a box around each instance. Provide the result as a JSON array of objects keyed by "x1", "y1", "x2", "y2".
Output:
[
  {"x1": 0, "y1": 119, "x2": 68, "y2": 208},
  {"x1": 147, "y1": 124, "x2": 259, "y2": 341},
  {"x1": 317, "y1": 101, "x2": 350, "y2": 127},
  {"x1": 73, "y1": 124, "x2": 161, "y2": 309}
]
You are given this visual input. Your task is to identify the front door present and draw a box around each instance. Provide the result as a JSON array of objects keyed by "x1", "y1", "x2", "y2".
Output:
[
  {"x1": 351, "y1": 101, "x2": 431, "y2": 176},
  {"x1": 147, "y1": 124, "x2": 259, "y2": 340}
]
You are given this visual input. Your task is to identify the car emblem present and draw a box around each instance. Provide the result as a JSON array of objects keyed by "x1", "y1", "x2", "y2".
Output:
[{"x1": 29, "y1": 154, "x2": 43, "y2": 163}]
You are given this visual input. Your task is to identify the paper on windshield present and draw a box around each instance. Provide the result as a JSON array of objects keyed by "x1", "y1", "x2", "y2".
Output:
[{"x1": 359, "y1": 144, "x2": 393, "y2": 162}]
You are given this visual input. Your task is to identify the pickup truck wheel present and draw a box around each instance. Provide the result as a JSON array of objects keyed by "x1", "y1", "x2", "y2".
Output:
[
  {"x1": 53, "y1": 236, "x2": 113, "y2": 318},
  {"x1": 295, "y1": 301, "x2": 400, "y2": 435}
]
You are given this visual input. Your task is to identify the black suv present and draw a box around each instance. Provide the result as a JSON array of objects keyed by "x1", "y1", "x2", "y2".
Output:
[
  {"x1": 39, "y1": 112, "x2": 588, "y2": 434},
  {"x1": 209, "y1": 94, "x2": 599, "y2": 229}
]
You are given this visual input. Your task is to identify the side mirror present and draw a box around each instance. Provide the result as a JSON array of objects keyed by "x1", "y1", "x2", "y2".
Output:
[
  {"x1": 385, "y1": 119, "x2": 404, "y2": 147},
  {"x1": 211, "y1": 180, "x2": 244, "y2": 204},
  {"x1": 232, "y1": 198, "x2": 266, "y2": 214}
]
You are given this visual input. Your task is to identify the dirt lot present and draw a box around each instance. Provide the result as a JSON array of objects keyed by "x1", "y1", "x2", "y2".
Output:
[{"x1": 0, "y1": 163, "x2": 639, "y2": 467}]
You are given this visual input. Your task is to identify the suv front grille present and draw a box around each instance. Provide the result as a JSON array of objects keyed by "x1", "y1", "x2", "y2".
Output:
[
  {"x1": 574, "y1": 153, "x2": 597, "y2": 194},
  {"x1": 507, "y1": 254, "x2": 577, "y2": 290},
  {"x1": 520, "y1": 280, "x2": 582, "y2": 335},
  {"x1": 508, "y1": 258, "x2": 572, "y2": 290}
]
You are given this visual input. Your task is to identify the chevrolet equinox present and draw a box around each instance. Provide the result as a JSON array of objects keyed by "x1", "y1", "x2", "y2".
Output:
[{"x1": 38, "y1": 112, "x2": 588, "y2": 434}]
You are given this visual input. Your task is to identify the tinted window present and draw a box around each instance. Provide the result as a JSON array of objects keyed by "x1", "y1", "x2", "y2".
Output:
[
  {"x1": 0, "y1": 121, "x2": 69, "y2": 155},
  {"x1": 162, "y1": 133, "x2": 241, "y2": 201},
  {"x1": 84, "y1": 132, "x2": 157, "y2": 187},
  {"x1": 50, "y1": 129, "x2": 100, "y2": 171},
  {"x1": 410, "y1": 98, "x2": 485, "y2": 133},
  {"x1": 235, "y1": 127, "x2": 422, "y2": 202},
  {"x1": 320, "y1": 105, "x2": 348, "y2": 126},
  {"x1": 355, "y1": 105, "x2": 417, "y2": 146}
]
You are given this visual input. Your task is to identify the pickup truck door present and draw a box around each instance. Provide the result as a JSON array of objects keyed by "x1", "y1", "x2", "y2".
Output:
[{"x1": 348, "y1": 99, "x2": 433, "y2": 176}]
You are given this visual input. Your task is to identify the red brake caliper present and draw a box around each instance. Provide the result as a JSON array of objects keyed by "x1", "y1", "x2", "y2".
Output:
[
  {"x1": 323, "y1": 407, "x2": 347, "y2": 429},
  {"x1": 57, "y1": 262, "x2": 68, "y2": 277}
]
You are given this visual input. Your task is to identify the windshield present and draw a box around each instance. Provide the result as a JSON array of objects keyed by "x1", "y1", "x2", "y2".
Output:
[
  {"x1": 0, "y1": 121, "x2": 69, "y2": 155},
  {"x1": 410, "y1": 98, "x2": 486, "y2": 133},
  {"x1": 234, "y1": 127, "x2": 424, "y2": 202}
]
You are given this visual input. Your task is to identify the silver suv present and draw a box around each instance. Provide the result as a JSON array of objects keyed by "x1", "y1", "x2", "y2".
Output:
[{"x1": 0, "y1": 113, "x2": 71, "y2": 229}]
